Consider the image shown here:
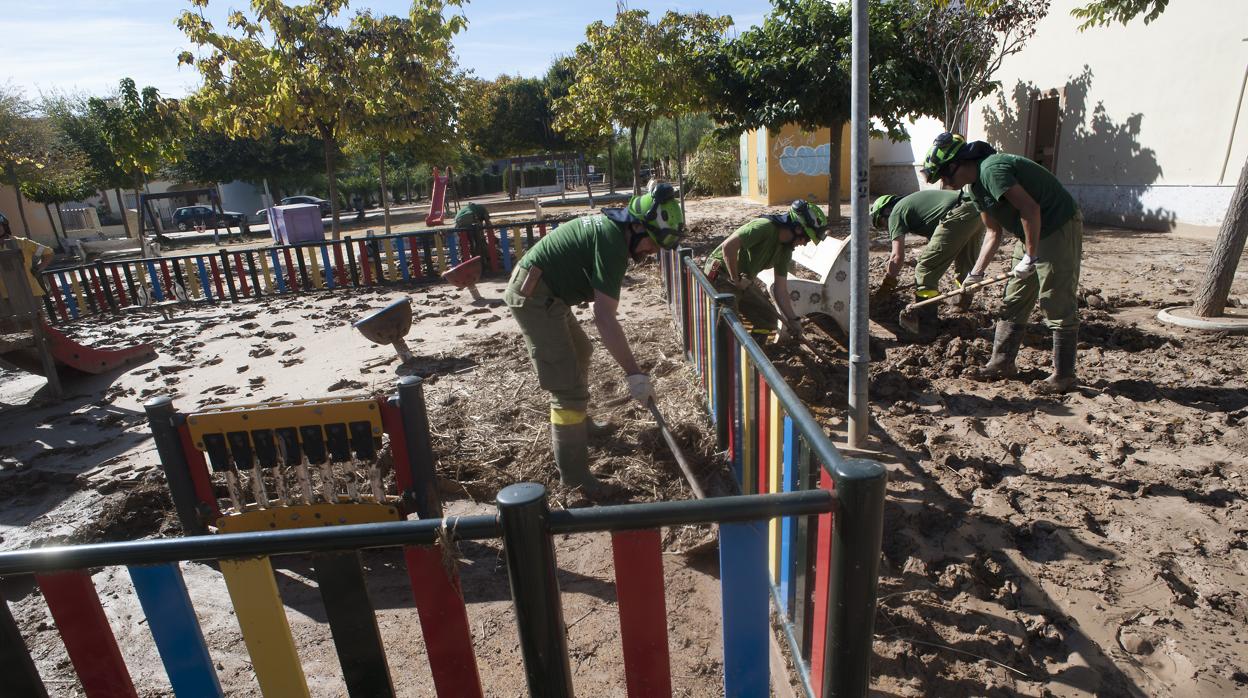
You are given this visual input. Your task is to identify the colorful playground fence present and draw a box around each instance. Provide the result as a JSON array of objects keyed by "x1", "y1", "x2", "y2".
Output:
[
  {"x1": 659, "y1": 247, "x2": 888, "y2": 698},
  {"x1": 39, "y1": 217, "x2": 566, "y2": 324}
]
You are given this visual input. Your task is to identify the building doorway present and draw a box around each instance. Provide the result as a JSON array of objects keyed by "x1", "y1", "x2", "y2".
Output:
[{"x1": 1026, "y1": 88, "x2": 1063, "y2": 173}]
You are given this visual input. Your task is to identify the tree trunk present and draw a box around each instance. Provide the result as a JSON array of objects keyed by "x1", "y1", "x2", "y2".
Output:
[
  {"x1": 323, "y1": 137, "x2": 341, "y2": 239},
  {"x1": 379, "y1": 153, "x2": 392, "y2": 235},
  {"x1": 54, "y1": 202, "x2": 66, "y2": 250},
  {"x1": 115, "y1": 187, "x2": 132, "y2": 238},
  {"x1": 826, "y1": 122, "x2": 844, "y2": 221},
  {"x1": 630, "y1": 126, "x2": 641, "y2": 195},
  {"x1": 43, "y1": 203, "x2": 61, "y2": 248},
  {"x1": 7, "y1": 166, "x2": 31, "y2": 236},
  {"x1": 1193, "y1": 157, "x2": 1248, "y2": 317},
  {"x1": 607, "y1": 134, "x2": 616, "y2": 194},
  {"x1": 133, "y1": 187, "x2": 144, "y2": 242}
]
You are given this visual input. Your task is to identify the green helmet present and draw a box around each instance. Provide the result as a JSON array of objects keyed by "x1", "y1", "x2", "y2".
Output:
[
  {"x1": 922, "y1": 132, "x2": 967, "y2": 183},
  {"x1": 869, "y1": 195, "x2": 901, "y2": 229},
  {"x1": 789, "y1": 199, "x2": 827, "y2": 245},
  {"x1": 627, "y1": 182, "x2": 685, "y2": 249}
]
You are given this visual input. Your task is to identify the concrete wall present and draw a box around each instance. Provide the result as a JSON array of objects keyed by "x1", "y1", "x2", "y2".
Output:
[{"x1": 740, "y1": 123, "x2": 852, "y2": 206}]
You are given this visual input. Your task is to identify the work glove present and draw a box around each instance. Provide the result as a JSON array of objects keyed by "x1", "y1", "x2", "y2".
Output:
[
  {"x1": 732, "y1": 275, "x2": 752, "y2": 291},
  {"x1": 877, "y1": 275, "x2": 899, "y2": 294},
  {"x1": 626, "y1": 373, "x2": 655, "y2": 407},
  {"x1": 962, "y1": 271, "x2": 986, "y2": 287},
  {"x1": 780, "y1": 316, "x2": 804, "y2": 341},
  {"x1": 1012, "y1": 254, "x2": 1037, "y2": 280}
]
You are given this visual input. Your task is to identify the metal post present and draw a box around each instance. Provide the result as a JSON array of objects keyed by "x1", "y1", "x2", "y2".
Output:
[
  {"x1": 144, "y1": 396, "x2": 208, "y2": 535},
  {"x1": 397, "y1": 376, "x2": 441, "y2": 519},
  {"x1": 677, "y1": 248, "x2": 693, "y2": 355},
  {"x1": 713, "y1": 294, "x2": 735, "y2": 451},
  {"x1": 496, "y1": 483, "x2": 573, "y2": 698},
  {"x1": 822, "y1": 458, "x2": 887, "y2": 697},
  {"x1": 847, "y1": 0, "x2": 871, "y2": 448}
]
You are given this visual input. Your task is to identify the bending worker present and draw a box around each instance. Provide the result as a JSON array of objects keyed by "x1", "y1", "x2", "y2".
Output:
[
  {"x1": 454, "y1": 200, "x2": 491, "y2": 261},
  {"x1": 0, "y1": 218, "x2": 53, "y2": 302},
  {"x1": 505, "y1": 183, "x2": 684, "y2": 498},
  {"x1": 869, "y1": 189, "x2": 985, "y2": 337},
  {"x1": 923, "y1": 132, "x2": 1083, "y2": 394},
  {"x1": 704, "y1": 200, "x2": 827, "y2": 340}
]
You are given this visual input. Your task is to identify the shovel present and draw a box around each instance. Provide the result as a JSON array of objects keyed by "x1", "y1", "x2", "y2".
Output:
[{"x1": 898, "y1": 272, "x2": 1012, "y2": 335}]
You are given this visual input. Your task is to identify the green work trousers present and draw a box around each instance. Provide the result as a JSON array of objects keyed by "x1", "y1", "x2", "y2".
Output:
[
  {"x1": 711, "y1": 274, "x2": 778, "y2": 336},
  {"x1": 1001, "y1": 211, "x2": 1084, "y2": 330},
  {"x1": 504, "y1": 269, "x2": 593, "y2": 412},
  {"x1": 915, "y1": 202, "x2": 985, "y2": 298}
]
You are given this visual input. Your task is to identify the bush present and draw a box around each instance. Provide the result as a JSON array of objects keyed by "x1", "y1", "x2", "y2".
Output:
[{"x1": 686, "y1": 134, "x2": 739, "y2": 196}]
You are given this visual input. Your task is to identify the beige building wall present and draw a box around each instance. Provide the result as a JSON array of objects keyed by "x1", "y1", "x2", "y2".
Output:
[
  {"x1": 964, "y1": 0, "x2": 1247, "y2": 229},
  {"x1": 0, "y1": 185, "x2": 58, "y2": 246}
]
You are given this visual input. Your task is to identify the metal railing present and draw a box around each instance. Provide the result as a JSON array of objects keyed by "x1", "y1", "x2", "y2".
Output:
[
  {"x1": 40, "y1": 216, "x2": 573, "y2": 323},
  {"x1": 0, "y1": 483, "x2": 843, "y2": 697},
  {"x1": 659, "y1": 246, "x2": 887, "y2": 697}
]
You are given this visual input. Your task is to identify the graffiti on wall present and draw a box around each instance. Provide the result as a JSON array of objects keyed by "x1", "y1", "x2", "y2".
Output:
[{"x1": 774, "y1": 133, "x2": 830, "y2": 177}]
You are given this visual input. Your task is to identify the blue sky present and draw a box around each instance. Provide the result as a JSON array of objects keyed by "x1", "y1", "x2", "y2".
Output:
[{"x1": 2, "y1": 0, "x2": 770, "y2": 100}]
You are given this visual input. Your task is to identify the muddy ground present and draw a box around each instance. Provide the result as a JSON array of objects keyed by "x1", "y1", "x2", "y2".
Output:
[{"x1": 2, "y1": 195, "x2": 1247, "y2": 696}]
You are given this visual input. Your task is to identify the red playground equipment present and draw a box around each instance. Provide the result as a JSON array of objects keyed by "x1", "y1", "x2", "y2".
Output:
[{"x1": 424, "y1": 167, "x2": 451, "y2": 226}]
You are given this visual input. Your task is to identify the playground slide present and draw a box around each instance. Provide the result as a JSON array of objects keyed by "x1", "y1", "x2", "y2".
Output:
[
  {"x1": 424, "y1": 167, "x2": 449, "y2": 226},
  {"x1": 40, "y1": 318, "x2": 156, "y2": 374}
]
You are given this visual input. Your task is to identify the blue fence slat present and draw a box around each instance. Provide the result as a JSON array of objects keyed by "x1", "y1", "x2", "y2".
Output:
[
  {"x1": 59, "y1": 273, "x2": 80, "y2": 319},
  {"x1": 719, "y1": 520, "x2": 769, "y2": 697},
  {"x1": 268, "y1": 250, "x2": 286, "y2": 293},
  {"x1": 780, "y1": 415, "x2": 798, "y2": 616},
  {"x1": 195, "y1": 258, "x2": 213, "y2": 301},
  {"x1": 128, "y1": 563, "x2": 224, "y2": 697},
  {"x1": 447, "y1": 233, "x2": 460, "y2": 268},
  {"x1": 500, "y1": 227, "x2": 512, "y2": 273},
  {"x1": 145, "y1": 261, "x2": 165, "y2": 301},
  {"x1": 320, "y1": 245, "x2": 335, "y2": 290},
  {"x1": 396, "y1": 237, "x2": 410, "y2": 282}
]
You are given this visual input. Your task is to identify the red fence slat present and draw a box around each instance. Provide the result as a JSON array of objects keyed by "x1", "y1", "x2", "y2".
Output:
[
  {"x1": 36, "y1": 571, "x2": 137, "y2": 698},
  {"x1": 611, "y1": 530, "x2": 673, "y2": 697},
  {"x1": 403, "y1": 546, "x2": 483, "y2": 698}
]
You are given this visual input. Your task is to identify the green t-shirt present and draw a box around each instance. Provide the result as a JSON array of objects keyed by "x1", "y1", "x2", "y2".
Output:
[
  {"x1": 518, "y1": 214, "x2": 628, "y2": 304},
  {"x1": 454, "y1": 202, "x2": 488, "y2": 227},
  {"x1": 888, "y1": 190, "x2": 963, "y2": 241},
  {"x1": 967, "y1": 153, "x2": 1077, "y2": 240},
  {"x1": 706, "y1": 218, "x2": 794, "y2": 278}
]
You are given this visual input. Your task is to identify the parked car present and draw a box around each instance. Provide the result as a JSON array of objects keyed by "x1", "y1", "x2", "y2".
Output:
[
  {"x1": 255, "y1": 195, "x2": 332, "y2": 219},
  {"x1": 172, "y1": 205, "x2": 246, "y2": 231}
]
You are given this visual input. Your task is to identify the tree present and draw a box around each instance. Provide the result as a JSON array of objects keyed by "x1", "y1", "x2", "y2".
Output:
[
  {"x1": 21, "y1": 139, "x2": 95, "y2": 247},
  {"x1": 554, "y1": 9, "x2": 732, "y2": 194},
  {"x1": 708, "y1": 0, "x2": 944, "y2": 217},
  {"x1": 169, "y1": 124, "x2": 324, "y2": 198},
  {"x1": 0, "y1": 85, "x2": 58, "y2": 236},
  {"x1": 87, "y1": 78, "x2": 183, "y2": 239},
  {"x1": 908, "y1": 0, "x2": 1048, "y2": 131},
  {"x1": 178, "y1": 0, "x2": 465, "y2": 239},
  {"x1": 43, "y1": 93, "x2": 139, "y2": 235}
]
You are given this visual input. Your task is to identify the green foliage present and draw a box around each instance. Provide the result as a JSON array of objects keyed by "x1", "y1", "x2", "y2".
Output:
[
  {"x1": 43, "y1": 93, "x2": 131, "y2": 191},
  {"x1": 1071, "y1": 0, "x2": 1167, "y2": 29},
  {"x1": 686, "y1": 133, "x2": 740, "y2": 196},
  {"x1": 169, "y1": 125, "x2": 324, "y2": 190},
  {"x1": 86, "y1": 78, "x2": 183, "y2": 189},
  {"x1": 19, "y1": 140, "x2": 95, "y2": 206},
  {"x1": 554, "y1": 9, "x2": 732, "y2": 191},
  {"x1": 460, "y1": 75, "x2": 568, "y2": 158},
  {"x1": 177, "y1": 0, "x2": 465, "y2": 235}
]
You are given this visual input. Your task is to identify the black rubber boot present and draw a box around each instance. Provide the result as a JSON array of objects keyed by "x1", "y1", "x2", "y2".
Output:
[
  {"x1": 966, "y1": 320, "x2": 1024, "y2": 381},
  {"x1": 1033, "y1": 328, "x2": 1078, "y2": 394}
]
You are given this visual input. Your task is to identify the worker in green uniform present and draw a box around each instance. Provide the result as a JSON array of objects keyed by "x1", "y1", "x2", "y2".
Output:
[
  {"x1": 504, "y1": 183, "x2": 684, "y2": 498},
  {"x1": 703, "y1": 200, "x2": 828, "y2": 340},
  {"x1": 870, "y1": 189, "x2": 985, "y2": 336},
  {"x1": 453, "y1": 201, "x2": 491, "y2": 260},
  {"x1": 923, "y1": 132, "x2": 1084, "y2": 394}
]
